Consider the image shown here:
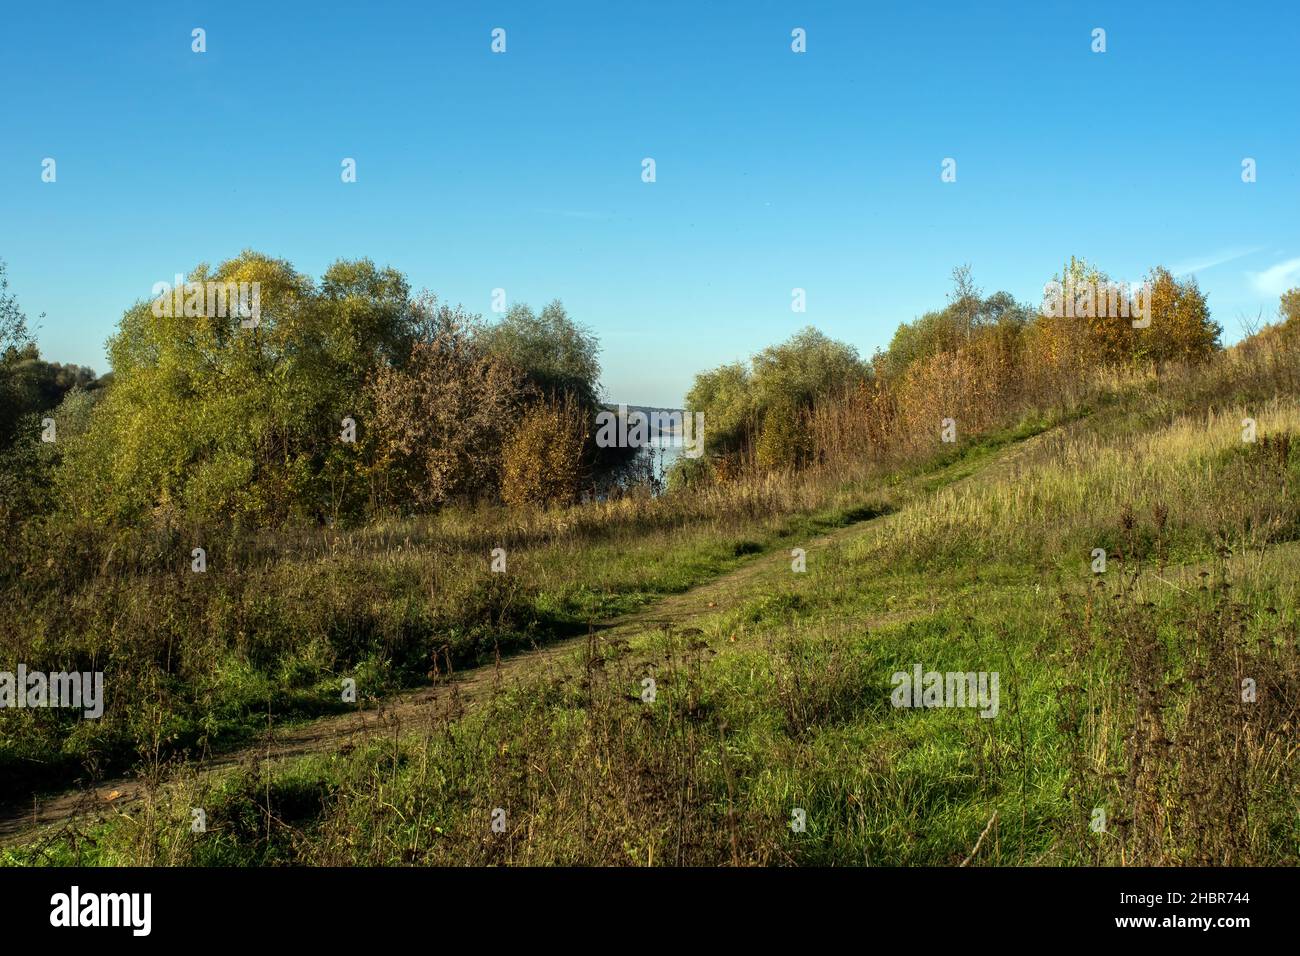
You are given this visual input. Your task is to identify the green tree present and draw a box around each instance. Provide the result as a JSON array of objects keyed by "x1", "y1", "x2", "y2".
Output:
[
  {"x1": 683, "y1": 361, "x2": 754, "y2": 454},
  {"x1": 475, "y1": 300, "x2": 601, "y2": 409},
  {"x1": 685, "y1": 327, "x2": 866, "y2": 470},
  {"x1": 755, "y1": 397, "x2": 812, "y2": 470},
  {"x1": 751, "y1": 328, "x2": 866, "y2": 403},
  {"x1": 0, "y1": 259, "x2": 40, "y2": 450},
  {"x1": 879, "y1": 267, "x2": 1031, "y2": 380},
  {"x1": 57, "y1": 251, "x2": 417, "y2": 526}
]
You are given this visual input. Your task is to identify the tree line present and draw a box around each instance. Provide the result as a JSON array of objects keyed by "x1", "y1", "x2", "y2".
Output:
[{"x1": 2, "y1": 253, "x2": 1296, "y2": 531}]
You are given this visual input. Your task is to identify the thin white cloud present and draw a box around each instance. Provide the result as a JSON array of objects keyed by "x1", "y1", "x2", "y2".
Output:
[
  {"x1": 1170, "y1": 246, "x2": 1264, "y2": 277},
  {"x1": 1248, "y1": 257, "x2": 1300, "y2": 296}
]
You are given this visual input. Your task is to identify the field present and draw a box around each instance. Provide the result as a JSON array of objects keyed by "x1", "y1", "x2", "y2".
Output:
[{"x1": 4, "y1": 334, "x2": 1297, "y2": 866}]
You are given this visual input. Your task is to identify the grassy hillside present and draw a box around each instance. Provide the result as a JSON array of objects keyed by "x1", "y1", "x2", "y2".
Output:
[{"x1": 6, "y1": 334, "x2": 1297, "y2": 865}]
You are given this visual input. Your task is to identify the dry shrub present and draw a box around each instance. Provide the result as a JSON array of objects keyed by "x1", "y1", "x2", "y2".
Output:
[
  {"x1": 365, "y1": 296, "x2": 524, "y2": 509},
  {"x1": 755, "y1": 399, "x2": 812, "y2": 471},
  {"x1": 500, "y1": 397, "x2": 587, "y2": 508},
  {"x1": 1061, "y1": 519, "x2": 1300, "y2": 866},
  {"x1": 809, "y1": 327, "x2": 1026, "y2": 468}
]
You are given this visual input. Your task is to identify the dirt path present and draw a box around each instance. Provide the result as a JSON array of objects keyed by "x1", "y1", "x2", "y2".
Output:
[
  {"x1": 0, "y1": 513, "x2": 881, "y2": 847},
  {"x1": 0, "y1": 435, "x2": 1046, "y2": 848}
]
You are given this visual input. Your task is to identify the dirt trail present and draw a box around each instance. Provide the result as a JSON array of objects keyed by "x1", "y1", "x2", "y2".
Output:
[
  {"x1": 0, "y1": 521, "x2": 883, "y2": 847},
  {"x1": 0, "y1": 434, "x2": 1045, "y2": 848}
]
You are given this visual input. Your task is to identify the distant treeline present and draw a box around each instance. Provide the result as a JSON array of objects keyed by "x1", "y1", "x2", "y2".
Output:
[
  {"x1": 2, "y1": 254, "x2": 1297, "y2": 531},
  {"x1": 1, "y1": 262, "x2": 107, "y2": 450},
  {"x1": 680, "y1": 260, "x2": 1296, "y2": 480}
]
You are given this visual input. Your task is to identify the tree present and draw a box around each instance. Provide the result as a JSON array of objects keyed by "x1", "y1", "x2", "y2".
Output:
[
  {"x1": 685, "y1": 327, "x2": 867, "y2": 471},
  {"x1": 57, "y1": 251, "x2": 418, "y2": 525},
  {"x1": 879, "y1": 269, "x2": 1032, "y2": 381},
  {"x1": 1029, "y1": 256, "x2": 1132, "y2": 369},
  {"x1": 1137, "y1": 267, "x2": 1220, "y2": 365},
  {"x1": 755, "y1": 396, "x2": 812, "y2": 470},
  {"x1": 1280, "y1": 288, "x2": 1300, "y2": 326},
  {"x1": 683, "y1": 361, "x2": 754, "y2": 455},
  {"x1": 0, "y1": 260, "x2": 34, "y2": 357},
  {"x1": 365, "y1": 296, "x2": 525, "y2": 509},
  {"x1": 0, "y1": 259, "x2": 39, "y2": 450},
  {"x1": 475, "y1": 300, "x2": 601, "y2": 410},
  {"x1": 748, "y1": 327, "x2": 868, "y2": 427}
]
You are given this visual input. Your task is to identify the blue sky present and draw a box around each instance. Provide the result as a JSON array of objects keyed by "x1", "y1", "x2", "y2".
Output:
[{"x1": 2, "y1": 0, "x2": 1297, "y2": 407}]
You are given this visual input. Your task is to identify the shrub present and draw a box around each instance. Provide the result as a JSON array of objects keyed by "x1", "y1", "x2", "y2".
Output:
[
  {"x1": 755, "y1": 398, "x2": 812, "y2": 470},
  {"x1": 500, "y1": 398, "x2": 587, "y2": 508},
  {"x1": 366, "y1": 296, "x2": 525, "y2": 510}
]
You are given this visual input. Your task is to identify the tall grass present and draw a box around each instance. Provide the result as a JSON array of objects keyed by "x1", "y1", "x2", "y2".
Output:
[
  {"x1": 5, "y1": 324, "x2": 1299, "y2": 864},
  {"x1": 19, "y1": 537, "x2": 1294, "y2": 866},
  {"x1": 0, "y1": 441, "x2": 897, "y2": 800},
  {"x1": 865, "y1": 398, "x2": 1300, "y2": 571}
]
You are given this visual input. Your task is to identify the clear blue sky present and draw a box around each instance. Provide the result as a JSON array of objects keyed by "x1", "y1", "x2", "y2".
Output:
[{"x1": 2, "y1": 0, "x2": 1297, "y2": 407}]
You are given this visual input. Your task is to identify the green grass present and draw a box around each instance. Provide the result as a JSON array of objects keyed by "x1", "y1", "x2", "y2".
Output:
[
  {"x1": 0, "y1": 447, "x2": 909, "y2": 803},
  {"x1": 6, "y1": 347, "x2": 1300, "y2": 865},
  {"x1": 20, "y1": 541, "x2": 1294, "y2": 867}
]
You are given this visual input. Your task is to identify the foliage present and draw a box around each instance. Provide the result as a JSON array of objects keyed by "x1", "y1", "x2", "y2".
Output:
[
  {"x1": 54, "y1": 252, "x2": 415, "y2": 526},
  {"x1": 877, "y1": 266, "x2": 1031, "y2": 380},
  {"x1": 1136, "y1": 266, "x2": 1221, "y2": 365},
  {"x1": 1, "y1": 260, "x2": 40, "y2": 450},
  {"x1": 686, "y1": 327, "x2": 867, "y2": 467},
  {"x1": 475, "y1": 300, "x2": 602, "y2": 411},
  {"x1": 365, "y1": 296, "x2": 525, "y2": 510},
  {"x1": 500, "y1": 397, "x2": 587, "y2": 508},
  {"x1": 1278, "y1": 287, "x2": 1299, "y2": 326},
  {"x1": 755, "y1": 397, "x2": 812, "y2": 470}
]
